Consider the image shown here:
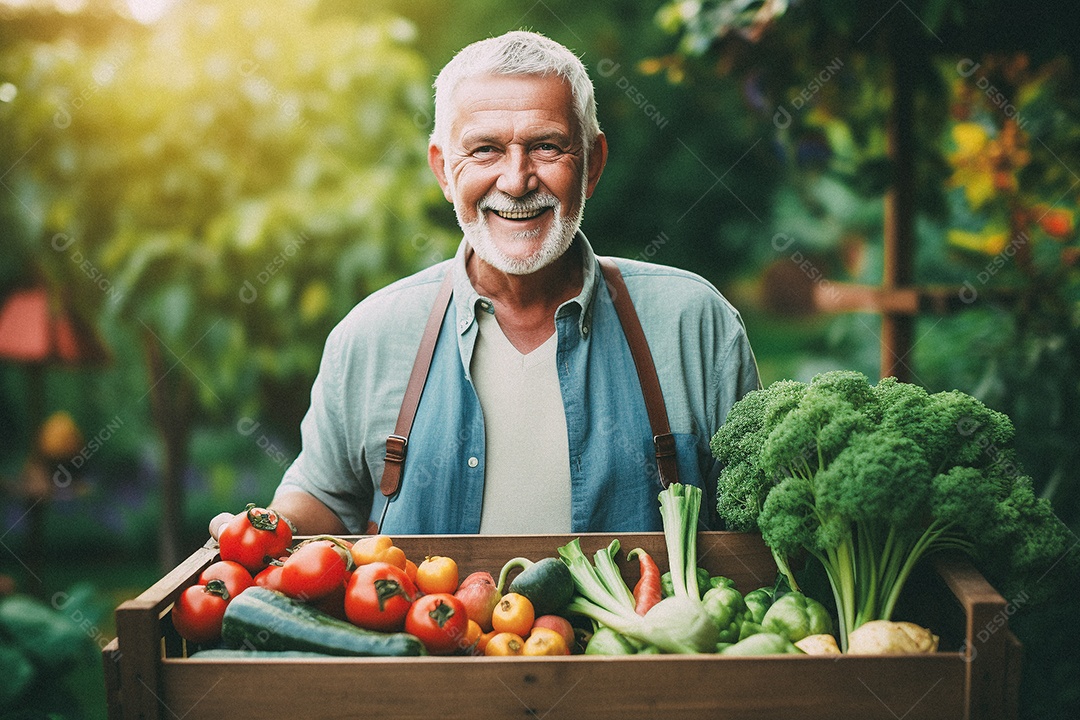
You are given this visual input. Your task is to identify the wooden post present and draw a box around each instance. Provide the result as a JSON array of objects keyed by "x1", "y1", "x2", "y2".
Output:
[{"x1": 882, "y1": 19, "x2": 918, "y2": 381}]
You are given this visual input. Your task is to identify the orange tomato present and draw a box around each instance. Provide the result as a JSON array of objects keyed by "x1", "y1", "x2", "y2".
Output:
[
  {"x1": 415, "y1": 555, "x2": 460, "y2": 595},
  {"x1": 484, "y1": 632, "x2": 525, "y2": 656},
  {"x1": 350, "y1": 535, "x2": 407, "y2": 570},
  {"x1": 462, "y1": 619, "x2": 482, "y2": 655},
  {"x1": 476, "y1": 629, "x2": 499, "y2": 655},
  {"x1": 522, "y1": 627, "x2": 571, "y2": 656},
  {"x1": 491, "y1": 593, "x2": 535, "y2": 637}
]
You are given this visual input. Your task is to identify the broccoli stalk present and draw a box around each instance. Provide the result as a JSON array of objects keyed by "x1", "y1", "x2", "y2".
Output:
[{"x1": 712, "y1": 370, "x2": 1078, "y2": 651}]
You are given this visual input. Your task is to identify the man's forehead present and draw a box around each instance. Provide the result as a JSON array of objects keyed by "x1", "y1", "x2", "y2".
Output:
[{"x1": 446, "y1": 74, "x2": 577, "y2": 138}]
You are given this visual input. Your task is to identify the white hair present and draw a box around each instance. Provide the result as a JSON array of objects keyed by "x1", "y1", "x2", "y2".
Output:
[{"x1": 430, "y1": 30, "x2": 600, "y2": 151}]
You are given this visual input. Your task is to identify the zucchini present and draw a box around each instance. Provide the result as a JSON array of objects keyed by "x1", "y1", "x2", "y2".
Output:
[
  {"x1": 496, "y1": 556, "x2": 574, "y2": 616},
  {"x1": 220, "y1": 587, "x2": 424, "y2": 656}
]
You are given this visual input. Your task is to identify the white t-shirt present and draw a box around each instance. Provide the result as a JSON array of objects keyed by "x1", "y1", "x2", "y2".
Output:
[{"x1": 471, "y1": 308, "x2": 572, "y2": 533}]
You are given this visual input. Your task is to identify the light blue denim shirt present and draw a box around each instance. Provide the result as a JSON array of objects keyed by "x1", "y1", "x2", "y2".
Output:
[{"x1": 277, "y1": 233, "x2": 760, "y2": 534}]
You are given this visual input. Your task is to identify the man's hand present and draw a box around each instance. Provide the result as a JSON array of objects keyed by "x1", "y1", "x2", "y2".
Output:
[
  {"x1": 208, "y1": 492, "x2": 349, "y2": 541},
  {"x1": 208, "y1": 512, "x2": 235, "y2": 541}
]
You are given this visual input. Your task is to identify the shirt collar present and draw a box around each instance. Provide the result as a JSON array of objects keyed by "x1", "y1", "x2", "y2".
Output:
[{"x1": 450, "y1": 231, "x2": 601, "y2": 339}]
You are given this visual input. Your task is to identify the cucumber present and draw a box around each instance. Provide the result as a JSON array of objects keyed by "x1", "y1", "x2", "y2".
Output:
[
  {"x1": 220, "y1": 587, "x2": 424, "y2": 656},
  {"x1": 496, "y1": 556, "x2": 574, "y2": 616},
  {"x1": 190, "y1": 649, "x2": 337, "y2": 659}
]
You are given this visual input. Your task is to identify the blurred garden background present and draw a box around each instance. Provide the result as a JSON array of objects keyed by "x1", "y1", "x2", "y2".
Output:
[{"x1": 0, "y1": 0, "x2": 1078, "y2": 717}]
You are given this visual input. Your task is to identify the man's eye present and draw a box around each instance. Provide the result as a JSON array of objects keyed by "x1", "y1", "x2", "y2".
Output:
[
  {"x1": 473, "y1": 145, "x2": 497, "y2": 155},
  {"x1": 535, "y1": 143, "x2": 560, "y2": 153}
]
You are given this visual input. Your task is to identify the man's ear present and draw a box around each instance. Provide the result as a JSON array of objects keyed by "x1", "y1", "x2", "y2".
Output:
[
  {"x1": 428, "y1": 144, "x2": 454, "y2": 203},
  {"x1": 585, "y1": 132, "x2": 608, "y2": 199}
]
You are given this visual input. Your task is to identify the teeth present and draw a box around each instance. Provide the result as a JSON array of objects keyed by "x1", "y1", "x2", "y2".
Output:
[{"x1": 491, "y1": 208, "x2": 546, "y2": 220}]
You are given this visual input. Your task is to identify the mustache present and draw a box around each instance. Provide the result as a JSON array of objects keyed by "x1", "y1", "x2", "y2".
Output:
[{"x1": 477, "y1": 191, "x2": 559, "y2": 214}]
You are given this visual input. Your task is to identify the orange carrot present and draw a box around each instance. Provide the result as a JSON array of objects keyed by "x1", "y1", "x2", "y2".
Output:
[{"x1": 627, "y1": 547, "x2": 661, "y2": 615}]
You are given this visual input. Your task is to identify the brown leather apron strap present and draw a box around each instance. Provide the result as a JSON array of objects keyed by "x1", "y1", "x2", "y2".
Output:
[
  {"x1": 598, "y1": 257, "x2": 679, "y2": 489},
  {"x1": 380, "y1": 267, "x2": 455, "y2": 499},
  {"x1": 379, "y1": 254, "x2": 678, "y2": 513}
]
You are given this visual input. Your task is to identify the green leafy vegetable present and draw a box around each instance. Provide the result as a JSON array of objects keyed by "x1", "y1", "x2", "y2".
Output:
[
  {"x1": 711, "y1": 370, "x2": 1079, "y2": 650},
  {"x1": 558, "y1": 483, "x2": 718, "y2": 653}
]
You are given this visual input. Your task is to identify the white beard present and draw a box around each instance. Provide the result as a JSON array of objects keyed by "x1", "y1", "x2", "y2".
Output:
[{"x1": 451, "y1": 174, "x2": 588, "y2": 276}]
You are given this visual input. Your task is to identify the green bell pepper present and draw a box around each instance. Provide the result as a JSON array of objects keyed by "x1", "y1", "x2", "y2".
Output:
[
  {"x1": 584, "y1": 626, "x2": 639, "y2": 655},
  {"x1": 743, "y1": 587, "x2": 774, "y2": 624},
  {"x1": 701, "y1": 585, "x2": 748, "y2": 644},
  {"x1": 720, "y1": 632, "x2": 802, "y2": 656},
  {"x1": 660, "y1": 567, "x2": 711, "y2": 598},
  {"x1": 760, "y1": 591, "x2": 833, "y2": 643},
  {"x1": 737, "y1": 620, "x2": 762, "y2": 641},
  {"x1": 708, "y1": 575, "x2": 736, "y2": 590}
]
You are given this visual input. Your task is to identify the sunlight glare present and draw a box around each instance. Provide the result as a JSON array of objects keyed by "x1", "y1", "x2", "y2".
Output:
[{"x1": 126, "y1": 0, "x2": 176, "y2": 24}]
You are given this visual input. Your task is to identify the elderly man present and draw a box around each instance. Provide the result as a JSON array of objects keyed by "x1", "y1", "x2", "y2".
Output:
[{"x1": 211, "y1": 30, "x2": 759, "y2": 539}]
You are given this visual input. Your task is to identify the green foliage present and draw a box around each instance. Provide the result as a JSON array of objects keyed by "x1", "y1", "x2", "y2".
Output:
[
  {"x1": 0, "y1": 0, "x2": 456, "y2": 417},
  {"x1": 712, "y1": 370, "x2": 1079, "y2": 649}
]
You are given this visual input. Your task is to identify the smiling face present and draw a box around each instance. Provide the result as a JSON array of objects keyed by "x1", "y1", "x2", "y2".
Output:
[{"x1": 429, "y1": 73, "x2": 606, "y2": 275}]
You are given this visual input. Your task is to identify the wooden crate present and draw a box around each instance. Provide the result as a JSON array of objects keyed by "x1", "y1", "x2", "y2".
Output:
[{"x1": 104, "y1": 532, "x2": 1021, "y2": 720}]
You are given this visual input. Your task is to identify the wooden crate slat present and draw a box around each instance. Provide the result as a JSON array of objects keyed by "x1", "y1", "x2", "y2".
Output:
[{"x1": 159, "y1": 654, "x2": 966, "y2": 720}]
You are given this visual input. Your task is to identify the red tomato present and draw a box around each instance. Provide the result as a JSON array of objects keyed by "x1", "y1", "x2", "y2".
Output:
[
  {"x1": 313, "y1": 580, "x2": 349, "y2": 620},
  {"x1": 279, "y1": 538, "x2": 352, "y2": 601},
  {"x1": 345, "y1": 561, "x2": 417, "y2": 632},
  {"x1": 218, "y1": 504, "x2": 292, "y2": 573},
  {"x1": 199, "y1": 560, "x2": 254, "y2": 600},
  {"x1": 172, "y1": 579, "x2": 230, "y2": 644},
  {"x1": 405, "y1": 593, "x2": 469, "y2": 655},
  {"x1": 253, "y1": 561, "x2": 286, "y2": 592}
]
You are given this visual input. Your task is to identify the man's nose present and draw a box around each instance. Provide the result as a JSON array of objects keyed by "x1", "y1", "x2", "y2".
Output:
[{"x1": 495, "y1": 146, "x2": 539, "y2": 197}]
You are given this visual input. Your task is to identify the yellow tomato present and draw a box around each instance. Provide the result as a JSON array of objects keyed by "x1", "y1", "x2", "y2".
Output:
[
  {"x1": 491, "y1": 593, "x2": 535, "y2": 637},
  {"x1": 415, "y1": 555, "x2": 460, "y2": 595},
  {"x1": 522, "y1": 627, "x2": 571, "y2": 656},
  {"x1": 484, "y1": 632, "x2": 525, "y2": 656},
  {"x1": 350, "y1": 535, "x2": 407, "y2": 570}
]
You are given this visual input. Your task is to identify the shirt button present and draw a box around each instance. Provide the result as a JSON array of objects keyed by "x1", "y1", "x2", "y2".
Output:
[
  {"x1": 467, "y1": 456, "x2": 479, "y2": 468},
  {"x1": 458, "y1": 319, "x2": 469, "y2": 332},
  {"x1": 582, "y1": 323, "x2": 590, "y2": 336}
]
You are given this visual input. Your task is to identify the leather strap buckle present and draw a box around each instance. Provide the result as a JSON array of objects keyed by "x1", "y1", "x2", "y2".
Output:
[
  {"x1": 653, "y1": 433, "x2": 677, "y2": 458},
  {"x1": 385, "y1": 434, "x2": 408, "y2": 464}
]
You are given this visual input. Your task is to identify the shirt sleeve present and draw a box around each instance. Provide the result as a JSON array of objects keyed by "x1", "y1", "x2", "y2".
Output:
[
  {"x1": 275, "y1": 325, "x2": 373, "y2": 533},
  {"x1": 714, "y1": 313, "x2": 762, "y2": 425}
]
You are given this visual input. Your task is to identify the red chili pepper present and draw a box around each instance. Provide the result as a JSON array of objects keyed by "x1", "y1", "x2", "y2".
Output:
[{"x1": 627, "y1": 547, "x2": 661, "y2": 616}]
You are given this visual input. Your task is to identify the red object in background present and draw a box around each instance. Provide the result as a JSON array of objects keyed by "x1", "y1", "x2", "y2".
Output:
[{"x1": 0, "y1": 287, "x2": 110, "y2": 365}]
